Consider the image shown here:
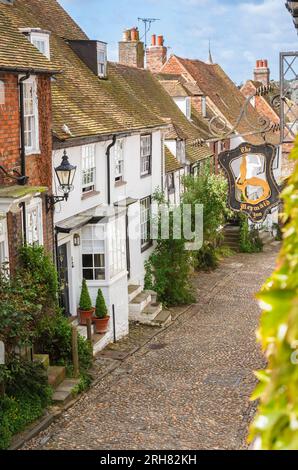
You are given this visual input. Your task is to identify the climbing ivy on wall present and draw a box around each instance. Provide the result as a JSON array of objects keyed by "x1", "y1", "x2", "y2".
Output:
[{"x1": 250, "y1": 137, "x2": 298, "y2": 450}]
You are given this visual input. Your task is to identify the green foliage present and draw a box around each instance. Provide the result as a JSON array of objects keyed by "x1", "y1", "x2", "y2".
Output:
[
  {"x1": 239, "y1": 215, "x2": 263, "y2": 253},
  {"x1": 79, "y1": 279, "x2": 93, "y2": 311},
  {"x1": 0, "y1": 360, "x2": 52, "y2": 450},
  {"x1": 182, "y1": 168, "x2": 229, "y2": 270},
  {"x1": 35, "y1": 313, "x2": 93, "y2": 372},
  {"x1": 95, "y1": 289, "x2": 108, "y2": 319},
  {"x1": 250, "y1": 138, "x2": 298, "y2": 449},
  {"x1": 144, "y1": 196, "x2": 195, "y2": 307},
  {"x1": 18, "y1": 245, "x2": 58, "y2": 313}
]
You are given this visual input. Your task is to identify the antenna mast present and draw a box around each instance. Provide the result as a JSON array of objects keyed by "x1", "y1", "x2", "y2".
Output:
[{"x1": 138, "y1": 17, "x2": 160, "y2": 50}]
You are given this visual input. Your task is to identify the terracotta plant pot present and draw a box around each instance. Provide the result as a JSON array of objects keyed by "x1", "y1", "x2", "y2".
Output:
[
  {"x1": 78, "y1": 308, "x2": 95, "y2": 326},
  {"x1": 93, "y1": 316, "x2": 110, "y2": 334}
]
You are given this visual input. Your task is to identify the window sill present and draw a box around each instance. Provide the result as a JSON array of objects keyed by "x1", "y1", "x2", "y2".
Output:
[
  {"x1": 81, "y1": 190, "x2": 100, "y2": 200},
  {"x1": 114, "y1": 180, "x2": 127, "y2": 188},
  {"x1": 140, "y1": 172, "x2": 152, "y2": 179},
  {"x1": 25, "y1": 148, "x2": 41, "y2": 157},
  {"x1": 141, "y1": 241, "x2": 153, "y2": 253}
]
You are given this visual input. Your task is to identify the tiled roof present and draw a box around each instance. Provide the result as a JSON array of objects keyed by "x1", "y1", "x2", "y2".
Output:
[
  {"x1": 0, "y1": 8, "x2": 58, "y2": 73},
  {"x1": 186, "y1": 142, "x2": 211, "y2": 164},
  {"x1": 165, "y1": 147, "x2": 183, "y2": 173},
  {"x1": 168, "y1": 56, "x2": 279, "y2": 145},
  {"x1": 159, "y1": 79, "x2": 188, "y2": 98},
  {"x1": 0, "y1": 0, "x2": 214, "y2": 162}
]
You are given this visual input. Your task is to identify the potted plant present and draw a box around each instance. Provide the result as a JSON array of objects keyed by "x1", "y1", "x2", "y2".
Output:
[
  {"x1": 78, "y1": 279, "x2": 94, "y2": 325},
  {"x1": 93, "y1": 288, "x2": 110, "y2": 334}
]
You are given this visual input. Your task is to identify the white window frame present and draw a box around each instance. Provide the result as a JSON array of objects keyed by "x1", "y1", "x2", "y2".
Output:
[
  {"x1": 0, "y1": 217, "x2": 9, "y2": 272},
  {"x1": 0, "y1": 80, "x2": 5, "y2": 105},
  {"x1": 140, "y1": 135, "x2": 152, "y2": 176},
  {"x1": 201, "y1": 96, "x2": 207, "y2": 118},
  {"x1": 81, "y1": 144, "x2": 96, "y2": 194},
  {"x1": 186, "y1": 97, "x2": 191, "y2": 119},
  {"x1": 108, "y1": 217, "x2": 126, "y2": 279},
  {"x1": 81, "y1": 225, "x2": 105, "y2": 281},
  {"x1": 97, "y1": 45, "x2": 107, "y2": 78},
  {"x1": 114, "y1": 139, "x2": 125, "y2": 183},
  {"x1": 26, "y1": 199, "x2": 43, "y2": 246},
  {"x1": 30, "y1": 32, "x2": 51, "y2": 60},
  {"x1": 176, "y1": 140, "x2": 186, "y2": 162},
  {"x1": 167, "y1": 172, "x2": 175, "y2": 194},
  {"x1": 140, "y1": 196, "x2": 151, "y2": 250},
  {"x1": 22, "y1": 76, "x2": 40, "y2": 155}
]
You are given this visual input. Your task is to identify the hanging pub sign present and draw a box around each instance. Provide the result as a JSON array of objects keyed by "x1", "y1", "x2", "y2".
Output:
[{"x1": 218, "y1": 142, "x2": 280, "y2": 223}]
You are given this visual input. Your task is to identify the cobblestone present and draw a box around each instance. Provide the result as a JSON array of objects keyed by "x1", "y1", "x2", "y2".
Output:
[{"x1": 23, "y1": 245, "x2": 279, "y2": 450}]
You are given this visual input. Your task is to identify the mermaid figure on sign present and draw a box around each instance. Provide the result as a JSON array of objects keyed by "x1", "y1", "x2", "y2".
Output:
[{"x1": 236, "y1": 155, "x2": 271, "y2": 205}]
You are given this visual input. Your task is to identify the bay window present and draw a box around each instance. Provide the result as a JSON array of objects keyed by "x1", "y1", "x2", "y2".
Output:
[
  {"x1": 114, "y1": 139, "x2": 124, "y2": 183},
  {"x1": 82, "y1": 225, "x2": 105, "y2": 280},
  {"x1": 140, "y1": 196, "x2": 151, "y2": 250},
  {"x1": 140, "y1": 135, "x2": 152, "y2": 176},
  {"x1": 23, "y1": 78, "x2": 39, "y2": 155},
  {"x1": 109, "y1": 217, "x2": 126, "y2": 278},
  {"x1": 82, "y1": 144, "x2": 96, "y2": 193}
]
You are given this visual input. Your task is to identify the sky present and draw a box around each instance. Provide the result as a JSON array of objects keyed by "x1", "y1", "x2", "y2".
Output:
[{"x1": 59, "y1": 0, "x2": 297, "y2": 85}]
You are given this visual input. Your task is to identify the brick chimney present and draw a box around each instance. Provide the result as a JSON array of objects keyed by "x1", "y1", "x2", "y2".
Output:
[
  {"x1": 119, "y1": 27, "x2": 144, "y2": 68},
  {"x1": 146, "y1": 34, "x2": 167, "y2": 73},
  {"x1": 254, "y1": 59, "x2": 270, "y2": 87}
]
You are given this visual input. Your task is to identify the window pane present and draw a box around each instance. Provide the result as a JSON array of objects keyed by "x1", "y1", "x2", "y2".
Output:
[
  {"x1": 94, "y1": 253, "x2": 105, "y2": 268},
  {"x1": 94, "y1": 268, "x2": 105, "y2": 280},
  {"x1": 82, "y1": 254, "x2": 93, "y2": 268},
  {"x1": 82, "y1": 145, "x2": 96, "y2": 191},
  {"x1": 83, "y1": 269, "x2": 93, "y2": 280}
]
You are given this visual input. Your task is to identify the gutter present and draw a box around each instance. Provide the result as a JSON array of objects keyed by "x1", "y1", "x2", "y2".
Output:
[{"x1": 106, "y1": 135, "x2": 116, "y2": 205}]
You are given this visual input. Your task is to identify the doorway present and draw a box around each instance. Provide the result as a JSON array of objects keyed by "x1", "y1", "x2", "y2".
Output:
[{"x1": 58, "y1": 243, "x2": 70, "y2": 316}]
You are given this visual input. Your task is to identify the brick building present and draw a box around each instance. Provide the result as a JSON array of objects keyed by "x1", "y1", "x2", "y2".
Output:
[
  {"x1": 0, "y1": 2, "x2": 59, "y2": 271},
  {"x1": 241, "y1": 60, "x2": 295, "y2": 179}
]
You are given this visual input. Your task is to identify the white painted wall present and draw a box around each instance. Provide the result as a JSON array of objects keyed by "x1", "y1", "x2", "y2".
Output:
[{"x1": 53, "y1": 129, "x2": 164, "y2": 325}]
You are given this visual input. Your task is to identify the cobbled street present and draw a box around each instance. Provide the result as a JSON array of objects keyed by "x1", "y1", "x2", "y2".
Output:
[{"x1": 23, "y1": 244, "x2": 279, "y2": 450}]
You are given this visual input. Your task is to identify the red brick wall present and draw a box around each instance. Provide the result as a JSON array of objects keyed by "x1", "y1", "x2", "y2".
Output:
[
  {"x1": 146, "y1": 46, "x2": 167, "y2": 73},
  {"x1": 0, "y1": 72, "x2": 54, "y2": 270}
]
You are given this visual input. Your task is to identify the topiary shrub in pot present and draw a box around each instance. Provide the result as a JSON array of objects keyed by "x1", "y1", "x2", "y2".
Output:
[
  {"x1": 93, "y1": 288, "x2": 110, "y2": 334},
  {"x1": 78, "y1": 279, "x2": 94, "y2": 326}
]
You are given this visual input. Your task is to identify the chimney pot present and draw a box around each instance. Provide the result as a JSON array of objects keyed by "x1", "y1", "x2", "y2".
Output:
[
  {"x1": 263, "y1": 59, "x2": 268, "y2": 68},
  {"x1": 157, "y1": 35, "x2": 164, "y2": 46},
  {"x1": 151, "y1": 34, "x2": 156, "y2": 46},
  {"x1": 130, "y1": 27, "x2": 140, "y2": 41}
]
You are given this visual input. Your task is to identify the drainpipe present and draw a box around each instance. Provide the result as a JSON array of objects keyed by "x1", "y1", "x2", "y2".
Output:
[
  {"x1": 19, "y1": 72, "x2": 31, "y2": 246},
  {"x1": 106, "y1": 135, "x2": 116, "y2": 205}
]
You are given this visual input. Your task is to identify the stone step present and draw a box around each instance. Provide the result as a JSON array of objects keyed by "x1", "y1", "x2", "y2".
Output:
[
  {"x1": 129, "y1": 291, "x2": 152, "y2": 316},
  {"x1": 128, "y1": 284, "x2": 142, "y2": 303},
  {"x1": 151, "y1": 310, "x2": 172, "y2": 327},
  {"x1": 142, "y1": 302, "x2": 163, "y2": 321},
  {"x1": 71, "y1": 319, "x2": 106, "y2": 356},
  {"x1": 52, "y1": 378, "x2": 80, "y2": 405},
  {"x1": 47, "y1": 366, "x2": 66, "y2": 389}
]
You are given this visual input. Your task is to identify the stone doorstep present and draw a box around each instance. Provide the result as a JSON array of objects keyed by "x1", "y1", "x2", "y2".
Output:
[
  {"x1": 129, "y1": 291, "x2": 152, "y2": 313},
  {"x1": 142, "y1": 302, "x2": 163, "y2": 320},
  {"x1": 52, "y1": 379, "x2": 80, "y2": 405},
  {"x1": 147, "y1": 310, "x2": 172, "y2": 327},
  {"x1": 47, "y1": 366, "x2": 66, "y2": 388},
  {"x1": 128, "y1": 284, "x2": 142, "y2": 303}
]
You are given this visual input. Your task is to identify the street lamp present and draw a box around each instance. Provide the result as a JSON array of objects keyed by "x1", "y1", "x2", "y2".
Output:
[{"x1": 46, "y1": 150, "x2": 77, "y2": 211}]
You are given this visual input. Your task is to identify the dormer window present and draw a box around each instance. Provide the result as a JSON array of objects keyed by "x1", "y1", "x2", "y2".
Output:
[
  {"x1": 20, "y1": 28, "x2": 51, "y2": 60},
  {"x1": 68, "y1": 40, "x2": 108, "y2": 79}
]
